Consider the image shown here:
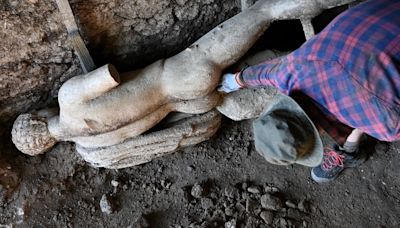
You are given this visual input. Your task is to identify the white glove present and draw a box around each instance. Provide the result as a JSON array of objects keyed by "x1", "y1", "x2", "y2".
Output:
[{"x1": 218, "y1": 72, "x2": 244, "y2": 93}]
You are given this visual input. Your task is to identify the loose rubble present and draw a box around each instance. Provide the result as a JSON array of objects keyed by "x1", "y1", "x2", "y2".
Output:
[
  {"x1": 100, "y1": 194, "x2": 114, "y2": 215},
  {"x1": 191, "y1": 183, "x2": 205, "y2": 199},
  {"x1": 184, "y1": 181, "x2": 310, "y2": 227}
]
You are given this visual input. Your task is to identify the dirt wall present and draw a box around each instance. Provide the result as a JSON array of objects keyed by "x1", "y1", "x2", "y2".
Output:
[{"x1": 0, "y1": 0, "x2": 238, "y2": 129}]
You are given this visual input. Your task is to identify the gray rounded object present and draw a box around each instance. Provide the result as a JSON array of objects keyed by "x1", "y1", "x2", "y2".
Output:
[
  {"x1": 217, "y1": 87, "x2": 278, "y2": 121},
  {"x1": 11, "y1": 114, "x2": 57, "y2": 156}
]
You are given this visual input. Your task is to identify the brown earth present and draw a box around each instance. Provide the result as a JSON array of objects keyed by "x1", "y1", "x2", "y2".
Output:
[{"x1": 1, "y1": 0, "x2": 399, "y2": 227}]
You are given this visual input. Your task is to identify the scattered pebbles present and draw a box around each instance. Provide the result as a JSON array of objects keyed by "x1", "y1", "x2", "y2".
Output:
[{"x1": 185, "y1": 181, "x2": 310, "y2": 227}]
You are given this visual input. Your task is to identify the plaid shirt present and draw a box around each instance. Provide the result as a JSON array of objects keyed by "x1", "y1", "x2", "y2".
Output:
[{"x1": 241, "y1": 0, "x2": 400, "y2": 144}]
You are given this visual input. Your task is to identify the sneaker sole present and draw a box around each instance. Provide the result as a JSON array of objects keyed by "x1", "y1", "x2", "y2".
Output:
[{"x1": 311, "y1": 169, "x2": 341, "y2": 183}]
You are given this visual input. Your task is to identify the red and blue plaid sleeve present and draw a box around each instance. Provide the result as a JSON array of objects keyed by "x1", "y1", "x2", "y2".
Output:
[
  {"x1": 241, "y1": 0, "x2": 400, "y2": 142},
  {"x1": 241, "y1": 54, "x2": 355, "y2": 144}
]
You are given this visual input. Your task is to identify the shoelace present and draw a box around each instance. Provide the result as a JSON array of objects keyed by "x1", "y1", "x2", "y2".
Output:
[{"x1": 322, "y1": 148, "x2": 345, "y2": 171}]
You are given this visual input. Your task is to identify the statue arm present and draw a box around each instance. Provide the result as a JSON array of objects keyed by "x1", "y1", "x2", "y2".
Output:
[{"x1": 58, "y1": 65, "x2": 120, "y2": 105}]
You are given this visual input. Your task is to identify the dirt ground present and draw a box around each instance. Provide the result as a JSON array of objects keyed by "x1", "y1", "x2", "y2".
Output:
[{"x1": 1, "y1": 0, "x2": 400, "y2": 227}]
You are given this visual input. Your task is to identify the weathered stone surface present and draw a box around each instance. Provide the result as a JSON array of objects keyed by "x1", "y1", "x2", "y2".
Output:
[
  {"x1": 245, "y1": 198, "x2": 258, "y2": 212},
  {"x1": 225, "y1": 219, "x2": 237, "y2": 228},
  {"x1": 241, "y1": 0, "x2": 256, "y2": 10},
  {"x1": 200, "y1": 197, "x2": 214, "y2": 209},
  {"x1": 217, "y1": 87, "x2": 278, "y2": 121},
  {"x1": 260, "y1": 194, "x2": 283, "y2": 211},
  {"x1": 260, "y1": 210, "x2": 274, "y2": 225},
  {"x1": 224, "y1": 186, "x2": 240, "y2": 199},
  {"x1": 67, "y1": 91, "x2": 222, "y2": 148},
  {"x1": 191, "y1": 183, "x2": 205, "y2": 199},
  {"x1": 75, "y1": 110, "x2": 221, "y2": 169}
]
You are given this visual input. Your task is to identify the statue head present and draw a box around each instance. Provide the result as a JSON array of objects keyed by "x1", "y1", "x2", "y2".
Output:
[{"x1": 12, "y1": 113, "x2": 57, "y2": 156}]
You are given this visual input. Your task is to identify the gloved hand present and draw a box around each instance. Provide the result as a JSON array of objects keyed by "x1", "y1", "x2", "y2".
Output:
[{"x1": 217, "y1": 72, "x2": 244, "y2": 93}]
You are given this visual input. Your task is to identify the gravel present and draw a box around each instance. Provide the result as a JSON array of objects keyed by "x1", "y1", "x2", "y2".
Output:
[
  {"x1": 260, "y1": 210, "x2": 274, "y2": 225},
  {"x1": 247, "y1": 185, "x2": 261, "y2": 194},
  {"x1": 260, "y1": 194, "x2": 283, "y2": 211},
  {"x1": 191, "y1": 183, "x2": 204, "y2": 199},
  {"x1": 100, "y1": 194, "x2": 114, "y2": 214}
]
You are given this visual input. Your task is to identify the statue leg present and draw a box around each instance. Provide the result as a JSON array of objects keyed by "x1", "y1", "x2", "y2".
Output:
[{"x1": 162, "y1": 0, "x2": 277, "y2": 99}]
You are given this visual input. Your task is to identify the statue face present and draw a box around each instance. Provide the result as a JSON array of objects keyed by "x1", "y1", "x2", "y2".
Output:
[{"x1": 12, "y1": 113, "x2": 57, "y2": 156}]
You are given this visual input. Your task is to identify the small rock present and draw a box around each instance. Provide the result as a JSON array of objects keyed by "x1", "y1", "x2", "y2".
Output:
[
  {"x1": 212, "y1": 209, "x2": 225, "y2": 220},
  {"x1": 310, "y1": 205, "x2": 317, "y2": 213},
  {"x1": 223, "y1": 201, "x2": 230, "y2": 208},
  {"x1": 183, "y1": 188, "x2": 192, "y2": 202},
  {"x1": 235, "y1": 202, "x2": 246, "y2": 212},
  {"x1": 191, "y1": 183, "x2": 204, "y2": 198},
  {"x1": 287, "y1": 208, "x2": 302, "y2": 220},
  {"x1": 100, "y1": 194, "x2": 114, "y2": 214},
  {"x1": 187, "y1": 166, "x2": 194, "y2": 172},
  {"x1": 279, "y1": 218, "x2": 288, "y2": 227},
  {"x1": 200, "y1": 198, "x2": 214, "y2": 210},
  {"x1": 161, "y1": 180, "x2": 171, "y2": 189},
  {"x1": 368, "y1": 184, "x2": 377, "y2": 192},
  {"x1": 264, "y1": 185, "x2": 279, "y2": 193},
  {"x1": 245, "y1": 216, "x2": 258, "y2": 227},
  {"x1": 241, "y1": 192, "x2": 250, "y2": 200},
  {"x1": 111, "y1": 180, "x2": 119, "y2": 188},
  {"x1": 16, "y1": 206, "x2": 25, "y2": 223},
  {"x1": 0, "y1": 184, "x2": 4, "y2": 204},
  {"x1": 298, "y1": 199, "x2": 308, "y2": 212},
  {"x1": 224, "y1": 186, "x2": 239, "y2": 199},
  {"x1": 246, "y1": 198, "x2": 258, "y2": 212},
  {"x1": 210, "y1": 192, "x2": 217, "y2": 199},
  {"x1": 225, "y1": 207, "x2": 235, "y2": 216},
  {"x1": 242, "y1": 182, "x2": 248, "y2": 191},
  {"x1": 285, "y1": 200, "x2": 296, "y2": 208},
  {"x1": 247, "y1": 186, "x2": 261, "y2": 194},
  {"x1": 303, "y1": 221, "x2": 308, "y2": 227},
  {"x1": 260, "y1": 194, "x2": 282, "y2": 211},
  {"x1": 260, "y1": 210, "x2": 274, "y2": 225},
  {"x1": 225, "y1": 219, "x2": 237, "y2": 228}
]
